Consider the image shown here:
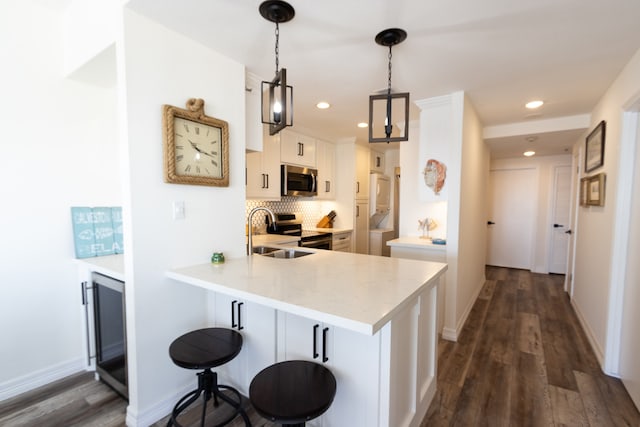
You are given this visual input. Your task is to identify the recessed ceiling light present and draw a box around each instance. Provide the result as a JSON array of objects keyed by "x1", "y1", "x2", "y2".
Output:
[
  {"x1": 357, "y1": 122, "x2": 368, "y2": 128},
  {"x1": 316, "y1": 101, "x2": 330, "y2": 109},
  {"x1": 524, "y1": 151, "x2": 536, "y2": 157},
  {"x1": 525, "y1": 100, "x2": 544, "y2": 109}
]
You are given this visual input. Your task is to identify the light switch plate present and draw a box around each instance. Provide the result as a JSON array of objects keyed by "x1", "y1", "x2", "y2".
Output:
[{"x1": 173, "y1": 201, "x2": 185, "y2": 220}]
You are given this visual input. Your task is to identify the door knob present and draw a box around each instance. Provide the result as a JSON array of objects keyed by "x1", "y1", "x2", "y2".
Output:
[
  {"x1": 553, "y1": 224, "x2": 563, "y2": 228},
  {"x1": 565, "y1": 229, "x2": 572, "y2": 235},
  {"x1": 487, "y1": 221, "x2": 495, "y2": 225}
]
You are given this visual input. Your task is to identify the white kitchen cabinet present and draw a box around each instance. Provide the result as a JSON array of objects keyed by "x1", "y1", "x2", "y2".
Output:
[
  {"x1": 211, "y1": 293, "x2": 277, "y2": 395},
  {"x1": 332, "y1": 231, "x2": 352, "y2": 252},
  {"x1": 246, "y1": 131, "x2": 281, "y2": 200},
  {"x1": 245, "y1": 72, "x2": 263, "y2": 152},
  {"x1": 355, "y1": 144, "x2": 370, "y2": 200},
  {"x1": 277, "y1": 312, "x2": 381, "y2": 427},
  {"x1": 370, "y1": 149, "x2": 385, "y2": 173},
  {"x1": 369, "y1": 228, "x2": 394, "y2": 257},
  {"x1": 355, "y1": 200, "x2": 370, "y2": 254},
  {"x1": 316, "y1": 139, "x2": 335, "y2": 200},
  {"x1": 280, "y1": 129, "x2": 316, "y2": 167}
]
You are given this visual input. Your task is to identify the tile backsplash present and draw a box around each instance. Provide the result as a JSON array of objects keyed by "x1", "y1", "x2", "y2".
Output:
[{"x1": 246, "y1": 198, "x2": 336, "y2": 231}]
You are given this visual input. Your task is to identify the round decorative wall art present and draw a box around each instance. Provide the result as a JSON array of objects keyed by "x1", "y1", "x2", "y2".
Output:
[{"x1": 423, "y1": 159, "x2": 447, "y2": 195}]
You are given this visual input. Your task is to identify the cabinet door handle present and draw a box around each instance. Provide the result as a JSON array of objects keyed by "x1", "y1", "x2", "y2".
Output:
[
  {"x1": 298, "y1": 142, "x2": 304, "y2": 156},
  {"x1": 265, "y1": 174, "x2": 269, "y2": 189},
  {"x1": 325, "y1": 181, "x2": 330, "y2": 193},
  {"x1": 231, "y1": 300, "x2": 238, "y2": 328},
  {"x1": 322, "y1": 327, "x2": 329, "y2": 363},
  {"x1": 356, "y1": 181, "x2": 360, "y2": 193},
  {"x1": 356, "y1": 205, "x2": 360, "y2": 217},
  {"x1": 313, "y1": 324, "x2": 319, "y2": 359},
  {"x1": 237, "y1": 302, "x2": 244, "y2": 330},
  {"x1": 376, "y1": 156, "x2": 381, "y2": 167}
]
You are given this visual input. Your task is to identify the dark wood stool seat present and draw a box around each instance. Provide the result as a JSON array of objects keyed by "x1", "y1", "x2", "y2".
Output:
[
  {"x1": 249, "y1": 360, "x2": 337, "y2": 427},
  {"x1": 167, "y1": 328, "x2": 250, "y2": 427}
]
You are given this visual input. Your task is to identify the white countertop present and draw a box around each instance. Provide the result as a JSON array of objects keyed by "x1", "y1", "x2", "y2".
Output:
[
  {"x1": 167, "y1": 250, "x2": 446, "y2": 336},
  {"x1": 305, "y1": 227, "x2": 353, "y2": 234},
  {"x1": 76, "y1": 254, "x2": 125, "y2": 281},
  {"x1": 387, "y1": 236, "x2": 447, "y2": 251}
]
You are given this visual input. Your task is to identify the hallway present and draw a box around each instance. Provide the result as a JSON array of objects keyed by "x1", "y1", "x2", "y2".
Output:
[{"x1": 423, "y1": 266, "x2": 640, "y2": 426}]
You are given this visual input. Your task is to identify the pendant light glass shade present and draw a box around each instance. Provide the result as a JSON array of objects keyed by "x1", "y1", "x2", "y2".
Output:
[
  {"x1": 368, "y1": 28, "x2": 410, "y2": 143},
  {"x1": 259, "y1": 0, "x2": 295, "y2": 136}
]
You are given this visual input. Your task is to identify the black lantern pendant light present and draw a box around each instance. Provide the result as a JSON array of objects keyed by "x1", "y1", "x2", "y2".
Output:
[
  {"x1": 260, "y1": 0, "x2": 295, "y2": 136},
  {"x1": 369, "y1": 28, "x2": 410, "y2": 143}
]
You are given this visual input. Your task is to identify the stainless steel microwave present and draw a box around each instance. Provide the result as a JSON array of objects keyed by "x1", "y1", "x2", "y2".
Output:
[{"x1": 281, "y1": 164, "x2": 317, "y2": 197}]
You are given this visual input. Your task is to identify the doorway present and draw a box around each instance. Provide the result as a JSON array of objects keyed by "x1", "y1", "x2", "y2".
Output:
[{"x1": 486, "y1": 168, "x2": 536, "y2": 269}]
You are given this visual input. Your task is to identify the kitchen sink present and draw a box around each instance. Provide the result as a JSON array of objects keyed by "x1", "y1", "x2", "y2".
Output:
[
  {"x1": 252, "y1": 246, "x2": 281, "y2": 255},
  {"x1": 261, "y1": 249, "x2": 314, "y2": 259}
]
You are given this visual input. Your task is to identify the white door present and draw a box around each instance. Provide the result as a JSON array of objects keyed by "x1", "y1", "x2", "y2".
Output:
[
  {"x1": 549, "y1": 165, "x2": 572, "y2": 274},
  {"x1": 486, "y1": 168, "x2": 536, "y2": 269}
]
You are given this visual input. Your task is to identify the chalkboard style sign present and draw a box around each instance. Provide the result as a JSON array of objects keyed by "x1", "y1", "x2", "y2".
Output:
[{"x1": 71, "y1": 207, "x2": 123, "y2": 258}]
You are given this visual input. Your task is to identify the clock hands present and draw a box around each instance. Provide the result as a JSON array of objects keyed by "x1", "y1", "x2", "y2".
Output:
[{"x1": 189, "y1": 139, "x2": 217, "y2": 158}]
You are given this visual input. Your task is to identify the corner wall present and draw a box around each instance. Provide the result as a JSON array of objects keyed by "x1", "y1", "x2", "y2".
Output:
[{"x1": 119, "y1": 9, "x2": 247, "y2": 425}]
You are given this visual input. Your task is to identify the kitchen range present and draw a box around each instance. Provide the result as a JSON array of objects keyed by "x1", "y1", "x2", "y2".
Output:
[{"x1": 267, "y1": 213, "x2": 332, "y2": 250}]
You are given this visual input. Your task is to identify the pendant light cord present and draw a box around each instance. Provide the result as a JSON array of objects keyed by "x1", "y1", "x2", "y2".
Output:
[{"x1": 275, "y1": 22, "x2": 280, "y2": 74}]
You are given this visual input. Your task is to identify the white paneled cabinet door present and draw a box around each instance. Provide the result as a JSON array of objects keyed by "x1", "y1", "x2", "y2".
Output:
[
  {"x1": 245, "y1": 132, "x2": 281, "y2": 200},
  {"x1": 355, "y1": 144, "x2": 370, "y2": 199},
  {"x1": 281, "y1": 130, "x2": 316, "y2": 167},
  {"x1": 316, "y1": 139, "x2": 335, "y2": 200},
  {"x1": 213, "y1": 293, "x2": 276, "y2": 395},
  {"x1": 278, "y1": 312, "x2": 380, "y2": 427},
  {"x1": 355, "y1": 200, "x2": 370, "y2": 254}
]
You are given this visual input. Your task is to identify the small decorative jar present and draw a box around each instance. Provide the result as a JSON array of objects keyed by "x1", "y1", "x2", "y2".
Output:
[{"x1": 211, "y1": 252, "x2": 225, "y2": 264}]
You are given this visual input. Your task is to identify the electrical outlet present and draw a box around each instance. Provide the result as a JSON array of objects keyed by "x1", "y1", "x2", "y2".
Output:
[{"x1": 173, "y1": 201, "x2": 185, "y2": 220}]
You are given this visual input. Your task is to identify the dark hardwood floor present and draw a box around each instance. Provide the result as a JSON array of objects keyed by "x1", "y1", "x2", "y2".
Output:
[{"x1": 2, "y1": 267, "x2": 638, "y2": 426}]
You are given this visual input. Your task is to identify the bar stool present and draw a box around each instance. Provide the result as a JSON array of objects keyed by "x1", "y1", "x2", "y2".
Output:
[
  {"x1": 249, "y1": 360, "x2": 336, "y2": 427},
  {"x1": 167, "y1": 327, "x2": 250, "y2": 427}
]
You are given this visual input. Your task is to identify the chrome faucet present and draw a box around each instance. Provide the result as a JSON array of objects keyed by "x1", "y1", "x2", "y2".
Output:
[{"x1": 247, "y1": 207, "x2": 276, "y2": 255}]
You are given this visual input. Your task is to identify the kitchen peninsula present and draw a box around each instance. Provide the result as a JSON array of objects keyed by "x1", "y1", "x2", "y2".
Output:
[{"x1": 167, "y1": 249, "x2": 447, "y2": 427}]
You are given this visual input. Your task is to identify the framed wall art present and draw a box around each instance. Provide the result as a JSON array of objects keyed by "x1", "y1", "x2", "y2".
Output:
[
  {"x1": 585, "y1": 120, "x2": 606, "y2": 173},
  {"x1": 586, "y1": 173, "x2": 606, "y2": 207},
  {"x1": 579, "y1": 177, "x2": 589, "y2": 206}
]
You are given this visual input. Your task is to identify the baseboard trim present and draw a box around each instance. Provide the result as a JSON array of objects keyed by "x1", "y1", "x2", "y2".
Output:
[
  {"x1": 570, "y1": 298, "x2": 607, "y2": 373},
  {"x1": 0, "y1": 358, "x2": 85, "y2": 402},
  {"x1": 441, "y1": 276, "x2": 485, "y2": 342},
  {"x1": 125, "y1": 382, "x2": 192, "y2": 427}
]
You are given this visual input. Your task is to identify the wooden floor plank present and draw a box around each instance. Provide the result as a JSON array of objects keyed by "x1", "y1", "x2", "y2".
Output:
[{"x1": 2, "y1": 267, "x2": 640, "y2": 427}]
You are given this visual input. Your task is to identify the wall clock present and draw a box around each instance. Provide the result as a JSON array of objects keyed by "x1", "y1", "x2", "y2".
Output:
[{"x1": 162, "y1": 98, "x2": 229, "y2": 187}]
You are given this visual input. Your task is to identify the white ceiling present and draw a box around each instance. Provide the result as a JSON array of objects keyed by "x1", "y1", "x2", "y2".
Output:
[{"x1": 112, "y1": 1, "x2": 640, "y2": 156}]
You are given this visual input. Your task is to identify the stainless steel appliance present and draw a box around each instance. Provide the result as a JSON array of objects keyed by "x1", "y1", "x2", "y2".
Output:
[
  {"x1": 281, "y1": 165, "x2": 318, "y2": 197},
  {"x1": 91, "y1": 273, "x2": 128, "y2": 399},
  {"x1": 267, "y1": 213, "x2": 332, "y2": 250}
]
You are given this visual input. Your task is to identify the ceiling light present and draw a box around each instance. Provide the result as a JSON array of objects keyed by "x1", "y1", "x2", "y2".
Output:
[
  {"x1": 369, "y1": 28, "x2": 410, "y2": 144},
  {"x1": 357, "y1": 122, "x2": 368, "y2": 128},
  {"x1": 316, "y1": 101, "x2": 330, "y2": 109},
  {"x1": 524, "y1": 151, "x2": 536, "y2": 157},
  {"x1": 260, "y1": 0, "x2": 295, "y2": 136},
  {"x1": 525, "y1": 100, "x2": 544, "y2": 109}
]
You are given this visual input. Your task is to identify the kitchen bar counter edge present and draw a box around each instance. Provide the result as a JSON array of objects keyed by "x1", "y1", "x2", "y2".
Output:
[{"x1": 166, "y1": 250, "x2": 447, "y2": 336}]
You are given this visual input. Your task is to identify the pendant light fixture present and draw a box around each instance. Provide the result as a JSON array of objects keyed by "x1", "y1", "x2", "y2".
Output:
[
  {"x1": 369, "y1": 28, "x2": 410, "y2": 143},
  {"x1": 260, "y1": 0, "x2": 295, "y2": 136}
]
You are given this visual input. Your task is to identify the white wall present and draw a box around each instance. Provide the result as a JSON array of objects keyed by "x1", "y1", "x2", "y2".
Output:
[
  {"x1": 0, "y1": 1, "x2": 119, "y2": 397},
  {"x1": 119, "y1": 8, "x2": 247, "y2": 424},
  {"x1": 404, "y1": 92, "x2": 488, "y2": 341},
  {"x1": 572, "y1": 46, "x2": 640, "y2": 371},
  {"x1": 455, "y1": 94, "x2": 489, "y2": 337},
  {"x1": 490, "y1": 154, "x2": 572, "y2": 273}
]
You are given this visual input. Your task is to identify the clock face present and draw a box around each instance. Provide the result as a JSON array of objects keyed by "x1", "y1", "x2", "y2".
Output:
[{"x1": 173, "y1": 117, "x2": 222, "y2": 179}]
